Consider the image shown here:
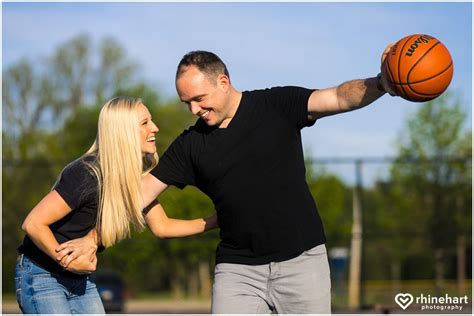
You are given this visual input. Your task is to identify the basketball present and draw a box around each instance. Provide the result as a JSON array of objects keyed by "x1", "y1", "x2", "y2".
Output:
[{"x1": 383, "y1": 34, "x2": 453, "y2": 102}]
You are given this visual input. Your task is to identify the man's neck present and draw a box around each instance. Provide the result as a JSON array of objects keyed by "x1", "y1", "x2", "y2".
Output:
[{"x1": 219, "y1": 88, "x2": 242, "y2": 129}]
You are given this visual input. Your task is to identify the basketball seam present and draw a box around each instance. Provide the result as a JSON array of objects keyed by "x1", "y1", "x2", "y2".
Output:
[
  {"x1": 397, "y1": 35, "x2": 418, "y2": 99},
  {"x1": 406, "y1": 41, "x2": 440, "y2": 83},
  {"x1": 388, "y1": 62, "x2": 453, "y2": 85},
  {"x1": 385, "y1": 59, "x2": 395, "y2": 87},
  {"x1": 407, "y1": 63, "x2": 453, "y2": 95},
  {"x1": 385, "y1": 39, "x2": 399, "y2": 84},
  {"x1": 404, "y1": 84, "x2": 438, "y2": 98}
]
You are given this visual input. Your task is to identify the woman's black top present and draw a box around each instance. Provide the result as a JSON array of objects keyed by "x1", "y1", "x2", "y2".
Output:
[{"x1": 18, "y1": 157, "x2": 99, "y2": 278}]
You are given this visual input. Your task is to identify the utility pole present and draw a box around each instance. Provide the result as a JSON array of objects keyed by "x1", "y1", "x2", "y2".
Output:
[{"x1": 348, "y1": 160, "x2": 363, "y2": 310}]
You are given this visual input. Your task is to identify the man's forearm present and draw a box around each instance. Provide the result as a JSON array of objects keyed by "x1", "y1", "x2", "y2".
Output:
[{"x1": 336, "y1": 76, "x2": 386, "y2": 112}]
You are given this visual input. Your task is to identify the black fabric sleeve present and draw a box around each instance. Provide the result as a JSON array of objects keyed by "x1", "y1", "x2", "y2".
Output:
[
  {"x1": 53, "y1": 160, "x2": 95, "y2": 210},
  {"x1": 266, "y1": 86, "x2": 316, "y2": 129},
  {"x1": 150, "y1": 132, "x2": 196, "y2": 189},
  {"x1": 143, "y1": 199, "x2": 160, "y2": 216}
]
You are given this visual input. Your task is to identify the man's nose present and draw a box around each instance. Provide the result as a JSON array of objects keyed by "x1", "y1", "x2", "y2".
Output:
[{"x1": 189, "y1": 103, "x2": 201, "y2": 115}]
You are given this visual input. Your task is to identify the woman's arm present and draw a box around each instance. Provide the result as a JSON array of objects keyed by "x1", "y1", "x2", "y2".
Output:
[
  {"x1": 66, "y1": 253, "x2": 97, "y2": 274},
  {"x1": 55, "y1": 229, "x2": 98, "y2": 269},
  {"x1": 145, "y1": 200, "x2": 218, "y2": 238},
  {"x1": 22, "y1": 190, "x2": 96, "y2": 274},
  {"x1": 54, "y1": 201, "x2": 219, "y2": 262}
]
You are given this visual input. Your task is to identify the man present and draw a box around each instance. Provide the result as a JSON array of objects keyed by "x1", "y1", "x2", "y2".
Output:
[
  {"x1": 140, "y1": 48, "x2": 395, "y2": 313},
  {"x1": 57, "y1": 47, "x2": 395, "y2": 313}
]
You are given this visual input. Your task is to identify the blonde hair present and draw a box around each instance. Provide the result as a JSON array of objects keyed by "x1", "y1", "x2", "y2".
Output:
[{"x1": 84, "y1": 97, "x2": 158, "y2": 247}]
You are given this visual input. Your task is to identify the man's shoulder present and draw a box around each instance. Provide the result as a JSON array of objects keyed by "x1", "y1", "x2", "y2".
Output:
[
  {"x1": 180, "y1": 118, "x2": 215, "y2": 136},
  {"x1": 245, "y1": 86, "x2": 308, "y2": 97},
  {"x1": 168, "y1": 120, "x2": 212, "y2": 150},
  {"x1": 246, "y1": 86, "x2": 303, "y2": 92}
]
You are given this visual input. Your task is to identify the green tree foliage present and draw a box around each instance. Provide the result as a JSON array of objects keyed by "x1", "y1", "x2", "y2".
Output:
[
  {"x1": 2, "y1": 34, "x2": 220, "y2": 297},
  {"x1": 6, "y1": 33, "x2": 469, "y2": 303},
  {"x1": 377, "y1": 94, "x2": 471, "y2": 284},
  {"x1": 2, "y1": 34, "x2": 126, "y2": 293},
  {"x1": 306, "y1": 165, "x2": 352, "y2": 248}
]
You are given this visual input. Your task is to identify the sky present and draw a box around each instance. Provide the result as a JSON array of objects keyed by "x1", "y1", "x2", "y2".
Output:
[{"x1": 3, "y1": 2, "x2": 472, "y2": 185}]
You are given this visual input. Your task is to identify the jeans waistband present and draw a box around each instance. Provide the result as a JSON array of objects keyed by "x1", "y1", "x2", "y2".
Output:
[
  {"x1": 16, "y1": 253, "x2": 25, "y2": 267},
  {"x1": 17, "y1": 253, "x2": 38, "y2": 269}
]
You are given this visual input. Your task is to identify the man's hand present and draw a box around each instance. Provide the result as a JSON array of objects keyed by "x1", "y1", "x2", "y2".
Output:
[
  {"x1": 55, "y1": 230, "x2": 98, "y2": 268},
  {"x1": 380, "y1": 43, "x2": 397, "y2": 96}
]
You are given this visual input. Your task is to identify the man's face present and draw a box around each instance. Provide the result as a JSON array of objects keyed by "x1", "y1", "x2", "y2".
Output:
[{"x1": 176, "y1": 65, "x2": 230, "y2": 127}]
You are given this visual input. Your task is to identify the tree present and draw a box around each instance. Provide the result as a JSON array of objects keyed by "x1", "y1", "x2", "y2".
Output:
[
  {"x1": 389, "y1": 93, "x2": 471, "y2": 292},
  {"x1": 3, "y1": 34, "x2": 138, "y2": 160},
  {"x1": 3, "y1": 40, "x2": 221, "y2": 296},
  {"x1": 2, "y1": 34, "x2": 138, "y2": 293},
  {"x1": 306, "y1": 165, "x2": 352, "y2": 247}
]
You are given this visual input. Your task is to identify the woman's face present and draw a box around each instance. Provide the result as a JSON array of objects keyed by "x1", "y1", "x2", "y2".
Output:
[{"x1": 137, "y1": 103, "x2": 159, "y2": 154}]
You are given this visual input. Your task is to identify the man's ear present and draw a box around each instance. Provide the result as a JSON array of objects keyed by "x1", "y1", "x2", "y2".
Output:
[{"x1": 217, "y1": 73, "x2": 231, "y2": 91}]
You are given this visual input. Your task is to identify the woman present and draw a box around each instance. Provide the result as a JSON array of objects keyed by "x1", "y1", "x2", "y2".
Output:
[{"x1": 15, "y1": 97, "x2": 217, "y2": 314}]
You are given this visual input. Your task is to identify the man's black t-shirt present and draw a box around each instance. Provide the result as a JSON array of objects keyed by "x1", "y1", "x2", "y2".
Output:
[
  {"x1": 18, "y1": 157, "x2": 99, "y2": 278},
  {"x1": 152, "y1": 86, "x2": 327, "y2": 265}
]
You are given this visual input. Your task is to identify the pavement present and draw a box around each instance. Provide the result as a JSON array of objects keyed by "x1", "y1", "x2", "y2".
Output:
[
  {"x1": 3, "y1": 298, "x2": 211, "y2": 314},
  {"x1": 3, "y1": 299, "x2": 472, "y2": 314}
]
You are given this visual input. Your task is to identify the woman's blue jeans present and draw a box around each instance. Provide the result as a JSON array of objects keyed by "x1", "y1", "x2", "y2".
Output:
[{"x1": 14, "y1": 254, "x2": 105, "y2": 314}]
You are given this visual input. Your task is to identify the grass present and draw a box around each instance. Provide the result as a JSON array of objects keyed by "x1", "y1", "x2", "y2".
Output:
[
  {"x1": 2, "y1": 293, "x2": 16, "y2": 301},
  {"x1": 3, "y1": 280, "x2": 471, "y2": 308},
  {"x1": 332, "y1": 279, "x2": 472, "y2": 308}
]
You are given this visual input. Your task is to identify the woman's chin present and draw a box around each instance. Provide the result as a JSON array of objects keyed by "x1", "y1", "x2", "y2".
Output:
[{"x1": 142, "y1": 147, "x2": 156, "y2": 155}]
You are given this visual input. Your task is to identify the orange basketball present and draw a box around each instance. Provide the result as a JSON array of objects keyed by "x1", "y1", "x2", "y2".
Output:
[{"x1": 383, "y1": 34, "x2": 453, "y2": 102}]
